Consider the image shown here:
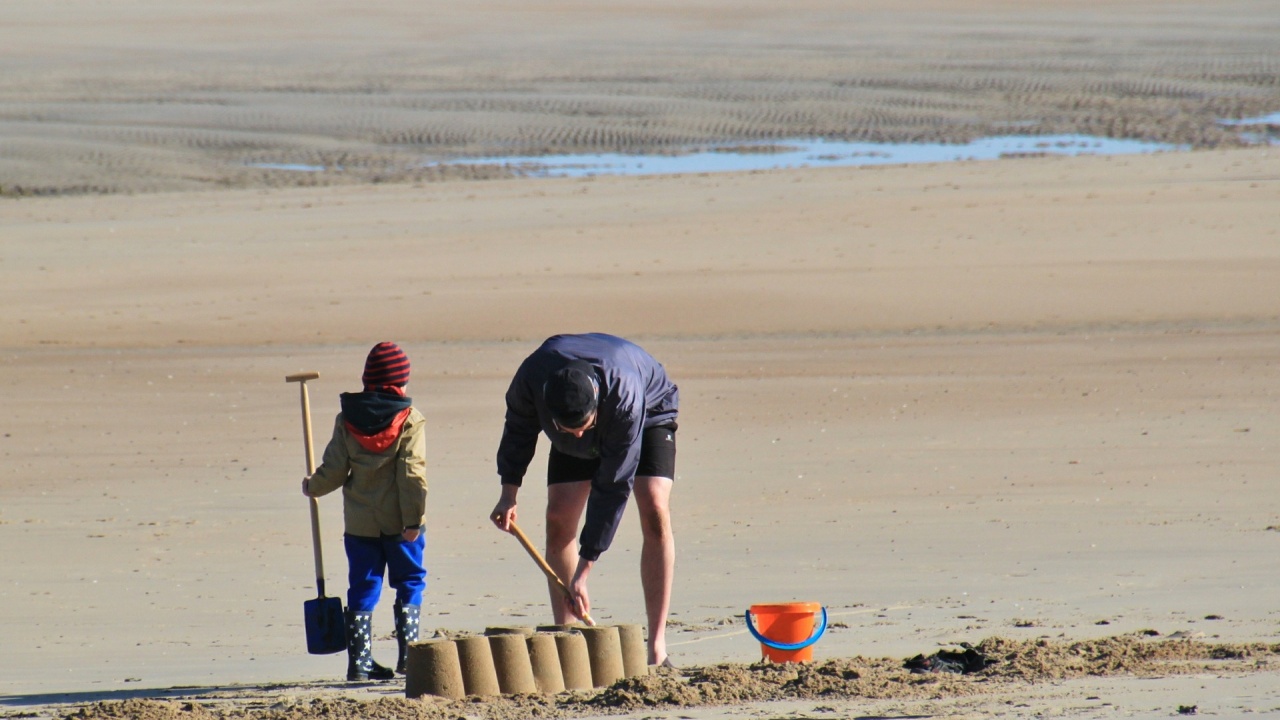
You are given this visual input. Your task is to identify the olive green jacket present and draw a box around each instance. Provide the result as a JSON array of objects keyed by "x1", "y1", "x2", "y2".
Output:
[{"x1": 306, "y1": 408, "x2": 428, "y2": 537}]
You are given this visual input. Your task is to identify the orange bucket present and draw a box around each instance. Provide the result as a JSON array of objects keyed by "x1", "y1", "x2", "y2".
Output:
[{"x1": 745, "y1": 602, "x2": 827, "y2": 663}]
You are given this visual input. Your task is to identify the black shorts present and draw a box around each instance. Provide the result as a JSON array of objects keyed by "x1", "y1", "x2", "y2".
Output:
[{"x1": 547, "y1": 423, "x2": 677, "y2": 485}]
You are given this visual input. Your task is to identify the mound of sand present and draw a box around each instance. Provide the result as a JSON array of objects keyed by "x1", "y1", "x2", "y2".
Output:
[{"x1": 57, "y1": 635, "x2": 1280, "y2": 720}]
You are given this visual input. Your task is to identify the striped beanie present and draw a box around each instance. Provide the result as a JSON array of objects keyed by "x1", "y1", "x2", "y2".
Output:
[{"x1": 362, "y1": 342, "x2": 411, "y2": 388}]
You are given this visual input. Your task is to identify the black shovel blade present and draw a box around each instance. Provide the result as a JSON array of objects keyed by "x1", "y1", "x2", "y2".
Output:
[{"x1": 304, "y1": 595, "x2": 347, "y2": 655}]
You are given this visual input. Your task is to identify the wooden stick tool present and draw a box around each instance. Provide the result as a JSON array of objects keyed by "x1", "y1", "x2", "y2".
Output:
[{"x1": 506, "y1": 520, "x2": 596, "y2": 627}]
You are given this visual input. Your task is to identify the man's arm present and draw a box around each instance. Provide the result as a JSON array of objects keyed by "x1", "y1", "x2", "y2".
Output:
[
  {"x1": 493, "y1": 363, "x2": 540, "y2": 529},
  {"x1": 496, "y1": 364, "x2": 542, "y2": 486}
]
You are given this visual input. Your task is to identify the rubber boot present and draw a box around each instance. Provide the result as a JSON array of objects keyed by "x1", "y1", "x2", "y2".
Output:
[
  {"x1": 345, "y1": 609, "x2": 395, "y2": 681},
  {"x1": 394, "y1": 600, "x2": 422, "y2": 675}
]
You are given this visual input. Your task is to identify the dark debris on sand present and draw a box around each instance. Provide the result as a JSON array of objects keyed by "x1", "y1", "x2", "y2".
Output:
[{"x1": 48, "y1": 634, "x2": 1280, "y2": 720}]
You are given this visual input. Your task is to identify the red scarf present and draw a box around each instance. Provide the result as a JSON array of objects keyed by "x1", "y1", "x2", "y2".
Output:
[
  {"x1": 347, "y1": 408, "x2": 411, "y2": 453},
  {"x1": 345, "y1": 385, "x2": 410, "y2": 452}
]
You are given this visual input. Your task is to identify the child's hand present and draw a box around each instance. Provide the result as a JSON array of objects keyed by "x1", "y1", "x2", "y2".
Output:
[{"x1": 301, "y1": 477, "x2": 312, "y2": 497}]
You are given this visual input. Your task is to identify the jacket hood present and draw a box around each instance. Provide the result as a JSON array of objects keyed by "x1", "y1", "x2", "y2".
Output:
[{"x1": 341, "y1": 390, "x2": 413, "y2": 433}]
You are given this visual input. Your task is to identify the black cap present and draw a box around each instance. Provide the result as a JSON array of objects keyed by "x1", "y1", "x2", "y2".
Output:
[{"x1": 544, "y1": 360, "x2": 599, "y2": 428}]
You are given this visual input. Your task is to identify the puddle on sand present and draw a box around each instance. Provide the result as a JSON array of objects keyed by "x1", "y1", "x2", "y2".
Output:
[
  {"x1": 438, "y1": 134, "x2": 1184, "y2": 179},
  {"x1": 247, "y1": 112, "x2": 1277, "y2": 177},
  {"x1": 248, "y1": 162, "x2": 328, "y2": 172},
  {"x1": 1220, "y1": 111, "x2": 1280, "y2": 126},
  {"x1": 1219, "y1": 112, "x2": 1280, "y2": 146}
]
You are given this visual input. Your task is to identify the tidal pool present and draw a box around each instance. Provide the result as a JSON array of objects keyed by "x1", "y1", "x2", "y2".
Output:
[
  {"x1": 440, "y1": 134, "x2": 1184, "y2": 179},
  {"x1": 1218, "y1": 113, "x2": 1280, "y2": 146}
]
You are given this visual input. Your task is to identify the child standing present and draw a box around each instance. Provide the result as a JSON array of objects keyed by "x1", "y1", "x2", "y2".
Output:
[{"x1": 302, "y1": 342, "x2": 428, "y2": 681}]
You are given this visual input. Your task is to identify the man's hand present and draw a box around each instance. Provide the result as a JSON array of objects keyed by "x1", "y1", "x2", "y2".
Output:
[
  {"x1": 301, "y1": 477, "x2": 313, "y2": 497},
  {"x1": 402, "y1": 527, "x2": 421, "y2": 542},
  {"x1": 567, "y1": 559, "x2": 594, "y2": 621},
  {"x1": 490, "y1": 484, "x2": 520, "y2": 531}
]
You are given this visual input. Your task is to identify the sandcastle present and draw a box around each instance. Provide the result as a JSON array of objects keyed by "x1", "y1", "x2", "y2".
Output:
[{"x1": 404, "y1": 623, "x2": 649, "y2": 699}]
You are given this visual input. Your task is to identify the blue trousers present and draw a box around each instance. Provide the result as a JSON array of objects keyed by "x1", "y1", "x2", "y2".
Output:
[{"x1": 344, "y1": 532, "x2": 426, "y2": 612}]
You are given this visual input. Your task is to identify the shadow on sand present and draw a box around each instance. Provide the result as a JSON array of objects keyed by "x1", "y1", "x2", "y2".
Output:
[{"x1": 0, "y1": 679, "x2": 381, "y2": 709}]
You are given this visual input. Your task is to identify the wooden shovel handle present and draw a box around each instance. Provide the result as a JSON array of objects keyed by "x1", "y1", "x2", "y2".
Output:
[
  {"x1": 508, "y1": 521, "x2": 596, "y2": 627},
  {"x1": 287, "y1": 372, "x2": 327, "y2": 595}
]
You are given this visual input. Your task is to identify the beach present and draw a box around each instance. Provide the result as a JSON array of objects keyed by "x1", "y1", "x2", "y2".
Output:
[{"x1": 2, "y1": 2, "x2": 1279, "y2": 719}]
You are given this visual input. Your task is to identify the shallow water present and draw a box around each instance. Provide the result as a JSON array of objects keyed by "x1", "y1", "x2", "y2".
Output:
[
  {"x1": 249, "y1": 123, "x2": 1280, "y2": 178},
  {"x1": 1218, "y1": 112, "x2": 1280, "y2": 146},
  {"x1": 249, "y1": 162, "x2": 328, "y2": 173},
  {"x1": 436, "y1": 134, "x2": 1184, "y2": 179},
  {"x1": 1219, "y1": 111, "x2": 1280, "y2": 126}
]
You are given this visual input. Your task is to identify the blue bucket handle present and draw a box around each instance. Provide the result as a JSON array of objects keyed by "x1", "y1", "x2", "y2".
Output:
[{"x1": 744, "y1": 605, "x2": 828, "y2": 652}]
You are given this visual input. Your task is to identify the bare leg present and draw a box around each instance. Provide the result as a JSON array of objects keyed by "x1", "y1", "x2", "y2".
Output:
[
  {"x1": 545, "y1": 480, "x2": 591, "y2": 624},
  {"x1": 633, "y1": 475, "x2": 674, "y2": 665}
]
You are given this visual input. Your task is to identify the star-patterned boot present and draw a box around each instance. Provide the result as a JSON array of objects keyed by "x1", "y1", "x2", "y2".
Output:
[
  {"x1": 391, "y1": 599, "x2": 422, "y2": 671},
  {"x1": 345, "y1": 609, "x2": 395, "y2": 681},
  {"x1": 394, "y1": 601, "x2": 421, "y2": 674}
]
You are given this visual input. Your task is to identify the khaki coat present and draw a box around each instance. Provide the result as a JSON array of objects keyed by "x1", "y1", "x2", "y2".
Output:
[{"x1": 306, "y1": 408, "x2": 428, "y2": 537}]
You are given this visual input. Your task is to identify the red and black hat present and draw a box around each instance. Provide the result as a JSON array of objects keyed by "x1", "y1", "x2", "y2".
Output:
[{"x1": 362, "y1": 342, "x2": 411, "y2": 388}]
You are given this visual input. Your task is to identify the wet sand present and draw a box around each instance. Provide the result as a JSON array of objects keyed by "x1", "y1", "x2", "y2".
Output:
[
  {"x1": 3, "y1": 0, "x2": 1278, "y2": 195},
  {"x1": 2, "y1": 1, "x2": 1280, "y2": 719}
]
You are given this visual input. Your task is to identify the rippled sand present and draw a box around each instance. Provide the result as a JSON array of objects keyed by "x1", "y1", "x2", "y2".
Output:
[{"x1": 2, "y1": 0, "x2": 1277, "y2": 194}]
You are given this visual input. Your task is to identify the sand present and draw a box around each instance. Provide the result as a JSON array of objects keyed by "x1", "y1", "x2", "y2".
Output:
[
  {"x1": 2, "y1": 1, "x2": 1280, "y2": 719},
  {"x1": 3, "y1": 0, "x2": 1279, "y2": 195}
]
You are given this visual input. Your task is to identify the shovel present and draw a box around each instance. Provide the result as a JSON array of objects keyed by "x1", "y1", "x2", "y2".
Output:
[
  {"x1": 287, "y1": 371, "x2": 347, "y2": 655},
  {"x1": 506, "y1": 520, "x2": 596, "y2": 627}
]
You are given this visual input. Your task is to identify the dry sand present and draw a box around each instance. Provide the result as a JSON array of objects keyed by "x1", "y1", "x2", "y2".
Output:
[{"x1": 3, "y1": 2, "x2": 1280, "y2": 719}]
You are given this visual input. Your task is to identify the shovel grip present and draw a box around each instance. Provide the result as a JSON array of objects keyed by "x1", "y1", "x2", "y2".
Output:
[
  {"x1": 288, "y1": 373, "x2": 328, "y2": 594},
  {"x1": 309, "y1": 496, "x2": 325, "y2": 588}
]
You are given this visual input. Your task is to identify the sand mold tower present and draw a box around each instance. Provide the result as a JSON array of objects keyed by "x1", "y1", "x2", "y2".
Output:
[{"x1": 405, "y1": 623, "x2": 643, "y2": 699}]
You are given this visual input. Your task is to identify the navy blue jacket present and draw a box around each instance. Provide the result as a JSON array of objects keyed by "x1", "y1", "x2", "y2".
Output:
[{"x1": 497, "y1": 333, "x2": 679, "y2": 560}]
